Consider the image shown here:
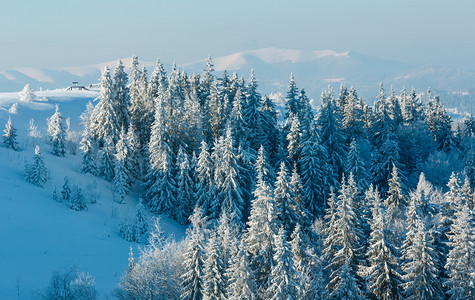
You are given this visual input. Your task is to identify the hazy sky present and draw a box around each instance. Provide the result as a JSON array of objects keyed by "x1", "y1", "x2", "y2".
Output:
[{"x1": 1, "y1": 0, "x2": 474, "y2": 70}]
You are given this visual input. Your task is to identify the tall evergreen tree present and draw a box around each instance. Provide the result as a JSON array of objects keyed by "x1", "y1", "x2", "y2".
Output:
[
  {"x1": 317, "y1": 87, "x2": 347, "y2": 181},
  {"x1": 112, "y1": 60, "x2": 130, "y2": 130},
  {"x1": 226, "y1": 241, "x2": 257, "y2": 300},
  {"x1": 324, "y1": 176, "x2": 364, "y2": 295},
  {"x1": 267, "y1": 226, "x2": 300, "y2": 300},
  {"x1": 25, "y1": 145, "x2": 48, "y2": 187},
  {"x1": 202, "y1": 232, "x2": 226, "y2": 300},
  {"x1": 401, "y1": 198, "x2": 444, "y2": 300},
  {"x1": 3, "y1": 116, "x2": 19, "y2": 151},
  {"x1": 196, "y1": 140, "x2": 215, "y2": 217},
  {"x1": 346, "y1": 138, "x2": 369, "y2": 191},
  {"x1": 113, "y1": 128, "x2": 131, "y2": 203},
  {"x1": 175, "y1": 147, "x2": 195, "y2": 225},
  {"x1": 273, "y1": 161, "x2": 300, "y2": 236},
  {"x1": 362, "y1": 194, "x2": 403, "y2": 300},
  {"x1": 182, "y1": 207, "x2": 208, "y2": 300},
  {"x1": 89, "y1": 66, "x2": 120, "y2": 146},
  {"x1": 48, "y1": 105, "x2": 66, "y2": 156},
  {"x1": 242, "y1": 70, "x2": 263, "y2": 153},
  {"x1": 213, "y1": 126, "x2": 245, "y2": 225},
  {"x1": 445, "y1": 200, "x2": 475, "y2": 299},
  {"x1": 245, "y1": 148, "x2": 279, "y2": 296}
]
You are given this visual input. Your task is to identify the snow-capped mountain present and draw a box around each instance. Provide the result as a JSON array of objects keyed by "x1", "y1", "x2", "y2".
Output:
[{"x1": 1, "y1": 47, "x2": 474, "y2": 107}]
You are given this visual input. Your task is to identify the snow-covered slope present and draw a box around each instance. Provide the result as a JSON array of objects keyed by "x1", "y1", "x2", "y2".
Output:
[{"x1": 0, "y1": 91, "x2": 185, "y2": 299}]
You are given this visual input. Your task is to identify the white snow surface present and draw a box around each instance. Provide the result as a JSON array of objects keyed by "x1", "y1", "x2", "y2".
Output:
[{"x1": 0, "y1": 90, "x2": 186, "y2": 299}]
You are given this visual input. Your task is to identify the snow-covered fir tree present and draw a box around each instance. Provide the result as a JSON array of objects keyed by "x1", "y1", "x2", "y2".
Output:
[
  {"x1": 213, "y1": 126, "x2": 245, "y2": 225},
  {"x1": 48, "y1": 105, "x2": 66, "y2": 157},
  {"x1": 3, "y1": 116, "x2": 19, "y2": 151},
  {"x1": 444, "y1": 199, "x2": 475, "y2": 299},
  {"x1": 362, "y1": 194, "x2": 403, "y2": 300},
  {"x1": 245, "y1": 147, "x2": 279, "y2": 296},
  {"x1": 112, "y1": 60, "x2": 130, "y2": 130},
  {"x1": 100, "y1": 137, "x2": 115, "y2": 182},
  {"x1": 25, "y1": 145, "x2": 47, "y2": 187},
  {"x1": 202, "y1": 232, "x2": 226, "y2": 300},
  {"x1": 226, "y1": 241, "x2": 257, "y2": 300},
  {"x1": 113, "y1": 128, "x2": 131, "y2": 203},
  {"x1": 18, "y1": 83, "x2": 35, "y2": 102},
  {"x1": 89, "y1": 66, "x2": 120, "y2": 147},
  {"x1": 70, "y1": 185, "x2": 87, "y2": 211},
  {"x1": 175, "y1": 146, "x2": 195, "y2": 225},
  {"x1": 299, "y1": 125, "x2": 332, "y2": 218},
  {"x1": 273, "y1": 161, "x2": 300, "y2": 236},
  {"x1": 323, "y1": 175, "x2": 364, "y2": 295},
  {"x1": 401, "y1": 198, "x2": 444, "y2": 300},
  {"x1": 182, "y1": 207, "x2": 208, "y2": 300},
  {"x1": 267, "y1": 226, "x2": 300, "y2": 300},
  {"x1": 61, "y1": 176, "x2": 71, "y2": 202}
]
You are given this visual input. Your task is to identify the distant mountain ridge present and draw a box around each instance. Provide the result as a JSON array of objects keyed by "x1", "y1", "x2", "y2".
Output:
[{"x1": 0, "y1": 47, "x2": 474, "y2": 108}]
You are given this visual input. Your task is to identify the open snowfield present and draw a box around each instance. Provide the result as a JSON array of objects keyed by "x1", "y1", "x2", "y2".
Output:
[{"x1": 0, "y1": 89, "x2": 185, "y2": 299}]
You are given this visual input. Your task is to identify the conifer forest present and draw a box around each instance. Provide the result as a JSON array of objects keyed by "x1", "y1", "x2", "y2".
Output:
[{"x1": 8, "y1": 55, "x2": 475, "y2": 300}]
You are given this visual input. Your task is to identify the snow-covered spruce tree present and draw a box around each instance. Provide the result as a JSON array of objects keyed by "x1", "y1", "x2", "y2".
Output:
[
  {"x1": 286, "y1": 112, "x2": 302, "y2": 167},
  {"x1": 113, "y1": 128, "x2": 131, "y2": 203},
  {"x1": 196, "y1": 140, "x2": 215, "y2": 217},
  {"x1": 259, "y1": 95, "x2": 280, "y2": 166},
  {"x1": 181, "y1": 207, "x2": 209, "y2": 300},
  {"x1": 112, "y1": 60, "x2": 130, "y2": 131},
  {"x1": 273, "y1": 161, "x2": 300, "y2": 237},
  {"x1": 384, "y1": 164, "x2": 407, "y2": 241},
  {"x1": 3, "y1": 116, "x2": 19, "y2": 151},
  {"x1": 267, "y1": 226, "x2": 300, "y2": 300},
  {"x1": 245, "y1": 147, "x2": 279, "y2": 296},
  {"x1": 401, "y1": 199, "x2": 444, "y2": 300},
  {"x1": 208, "y1": 79, "x2": 224, "y2": 140},
  {"x1": 371, "y1": 132, "x2": 401, "y2": 197},
  {"x1": 175, "y1": 146, "x2": 195, "y2": 225},
  {"x1": 461, "y1": 176, "x2": 475, "y2": 210},
  {"x1": 202, "y1": 232, "x2": 226, "y2": 300},
  {"x1": 25, "y1": 145, "x2": 48, "y2": 187},
  {"x1": 61, "y1": 176, "x2": 71, "y2": 202},
  {"x1": 226, "y1": 241, "x2": 257, "y2": 300},
  {"x1": 299, "y1": 125, "x2": 333, "y2": 219},
  {"x1": 143, "y1": 95, "x2": 177, "y2": 217},
  {"x1": 330, "y1": 262, "x2": 365, "y2": 300},
  {"x1": 317, "y1": 86, "x2": 347, "y2": 182},
  {"x1": 444, "y1": 200, "x2": 475, "y2": 299},
  {"x1": 285, "y1": 73, "x2": 300, "y2": 120},
  {"x1": 290, "y1": 223, "x2": 322, "y2": 300},
  {"x1": 70, "y1": 185, "x2": 87, "y2": 211},
  {"x1": 342, "y1": 87, "x2": 365, "y2": 143},
  {"x1": 242, "y1": 70, "x2": 264, "y2": 153},
  {"x1": 425, "y1": 94, "x2": 454, "y2": 151},
  {"x1": 323, "y1": 175, "x2": 364, "y2": 295},
  {"x1": 89, "y1": 66, "x2": 120, "y2": 147},
  {"x1": 345, "y1": 138, "x2": 369, "y2": 192},
  {"x1": 216, "y1": 210, "x2": 240, "y2": 274},
  {"x1": 297, "y1": 88, "x2": 314, "y2": 139},
  {"x1": 134, "y1": 199, "x2": 148, "y2": 236},
  {"x1": 79, "y1": 131, "x2": 97, "y2": 175},
  {"x1": 361, "y1": 195, "x2": 403, "y2": 300},
  {"x1": 99, "y1": 137, "x2": 115, "y2": 182},
  {"x1": 18, "y1": 83, "x2": 35, "y2": 102},
  {"x1": 48, "y1": 105, "x2": 66, "y2": 157},
  {"x1": 213, "y1": 126, "x2": 245, "y2": 226},
  {"x1": 125, "y1": 123, "x2": 141, "y2": 179},
  {"x1": 389, "y1": 87, "x2": 403, "y2": 129}
]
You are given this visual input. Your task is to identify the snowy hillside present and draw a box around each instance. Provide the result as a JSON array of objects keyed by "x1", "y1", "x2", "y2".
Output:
[{"x1": 0, "y1": 90, "x2": 185, "y2": 299}]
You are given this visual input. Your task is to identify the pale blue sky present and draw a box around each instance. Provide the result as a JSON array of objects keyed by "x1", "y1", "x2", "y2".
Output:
[{"x1": 0, "y1": 0, "x2": 474, "y2": 69}]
